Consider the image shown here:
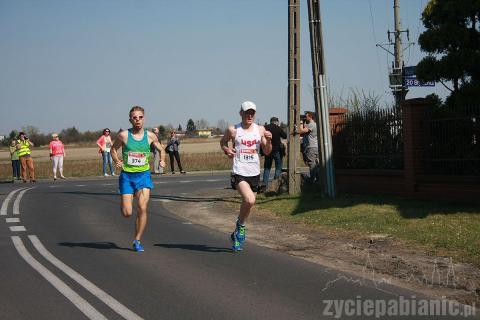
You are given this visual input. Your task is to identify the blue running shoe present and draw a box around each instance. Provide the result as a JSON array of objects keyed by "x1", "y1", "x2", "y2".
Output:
[
  {"x1": 230, "y1": 232, "x2": 243, "y2": 252},
  {"x1": 234, "y1": 222, "x2": 246, "y2": 244},
  {"x1": 132, "y1": 240, "x2": 144, "y2": 252}
]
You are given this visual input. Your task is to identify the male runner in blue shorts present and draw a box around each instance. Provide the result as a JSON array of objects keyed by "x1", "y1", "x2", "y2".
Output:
[
  {"x1": 220, "y1": 101, "x2": 272, "y2": 251},
  {"x1": 111, "y1": 106, "x2": 166, "y2": 252}
]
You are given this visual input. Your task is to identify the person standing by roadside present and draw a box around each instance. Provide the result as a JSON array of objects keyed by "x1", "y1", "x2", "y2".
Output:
[
  {"x1": 298, "y1": 111, "x2": 319, "y2": 183},
  {"x1": 220, "y1": 101, "x2": 272, "y2": 251},
  {"x1": 166, "y1": 129, "x2": 185, "y2": 174},
  {"x1": 97, "y1": 128, "x2": 116, "y2": 177},
  {"x1": 111, "y1": 106, "x2": 166, "y2": 252},
  {"x1": 49, "y1": 133, "x2": 66, "y2": 180},
  {"x1": 9, "y1": 140, "x2": 21, "y2": 181},
  {"x1": 151, "y1": 127, "x2": 164, "y2": 174},
  {"x1": 16, "y1": 132, "x2": 36, "y2": 183},
  {"x1": 262, "y1": 116, "x2": 287, "y2": 188}
]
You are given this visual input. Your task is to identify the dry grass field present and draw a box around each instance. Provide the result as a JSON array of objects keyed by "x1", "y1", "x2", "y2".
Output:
[{"x1": 0, "y1": 137, "x2": 230, "y2": 180}]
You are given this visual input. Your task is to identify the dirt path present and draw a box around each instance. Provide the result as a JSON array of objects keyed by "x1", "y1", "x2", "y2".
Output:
[{"x1": 162, "y1": 187, "x2": 480, "y2": 306}]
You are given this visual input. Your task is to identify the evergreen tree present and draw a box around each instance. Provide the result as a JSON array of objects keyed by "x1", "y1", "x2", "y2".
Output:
[
  {"x1": 186, "y1": 119, "x2": 195, "y2": 136},
  {"x1": 417, "y1": 0, "x2": 480, "y2": 107}
]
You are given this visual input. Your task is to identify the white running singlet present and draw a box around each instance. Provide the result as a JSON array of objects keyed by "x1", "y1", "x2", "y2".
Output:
[{"x1": 232, "y1": 123, "x2": 261, "y2": 177}]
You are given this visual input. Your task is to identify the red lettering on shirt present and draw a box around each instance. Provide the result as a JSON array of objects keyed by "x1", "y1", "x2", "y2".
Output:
[{"x1": 241, "y1": 139, "x2": 258, "y2": 147}]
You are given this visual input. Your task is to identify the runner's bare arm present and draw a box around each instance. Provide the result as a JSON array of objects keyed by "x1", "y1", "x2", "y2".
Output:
[
  {"x1": 220, "y1": 126, "x2": 236, "y2": 158},
  {"x1": 260, "y1": 126, "x2": 272, "y2": 156},
  {"x1": 149, "y1": 131, "x2": 166, "y2": 168},
  {"x1": 111, "y1": 130, "x2": 127, "y2": 168}
]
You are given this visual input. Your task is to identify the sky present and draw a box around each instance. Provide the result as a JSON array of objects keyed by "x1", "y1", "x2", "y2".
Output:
[{"x1": 0, "y1": 0, "x2": 447, "y2": 135}]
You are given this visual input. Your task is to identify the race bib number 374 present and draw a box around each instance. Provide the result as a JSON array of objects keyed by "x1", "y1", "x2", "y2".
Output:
[{"x1": 127, "y1": 152, "x2": 146, "y2": 166}]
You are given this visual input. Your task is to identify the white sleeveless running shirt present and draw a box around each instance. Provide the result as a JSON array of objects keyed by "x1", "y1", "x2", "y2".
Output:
[{"x1": 232, "y1": 123, "x2": 261, "y2": 177}]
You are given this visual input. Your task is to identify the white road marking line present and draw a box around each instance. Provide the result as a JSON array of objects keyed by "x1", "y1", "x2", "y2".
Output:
[
  {"x1": 6, "y1": 218, "x2": 20, "y2": 223},
  {"x1": 101, "y1": 183, "x2": 114, "y2": 186},
  {"x1": 154, "y1": 181, "x2": 167, "y2": 184},
  {"x1": 10, "y1": 226, "x2": 26, "y2": 232},
  {"x1": 11, "y1": 236, "x2": 107, "y2": 320},
  {"x1": 182, "y1": 222, "x2": 193, "y2": 225},
  {"x1": 205, "y1": 179, "x2": 223, "y2": 182},
  {"x1": 49, "y1": 185, "x2": 59, "y2": 188},
  {"x1": 75, "y1": 185, "x2": 87, "y2": 187},
  {"x1": 1, "y1": 188, "x2": 25, "y2": 216},
  {"x1": 152, "y1": 199, "x2": 171, "y2": 202},
  {"x1": 29, "y1": 235, "x2": 143, "y2": 320},
  {"x1": 13, "y1": 187, "x2": 34, "y2": 215},
  {"x1": 179, "y1": 180, "x2": 193, "y2": 183}
]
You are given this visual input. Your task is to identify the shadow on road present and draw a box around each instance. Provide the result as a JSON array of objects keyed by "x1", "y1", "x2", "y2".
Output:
[
  {"x1": 59, "y1": 241, "x2": 133, "y2": 251},
  {"x1": 154, "y1": 243, "x2": 232, "y2": 253},
  {"x1": 150, "y1": 194, "x2": 240, "y2": 204}
]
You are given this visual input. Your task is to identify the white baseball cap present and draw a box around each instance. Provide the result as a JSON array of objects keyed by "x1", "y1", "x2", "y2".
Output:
[{"x1": 240, "y1": 101, "x2": 256, "y2": 112}]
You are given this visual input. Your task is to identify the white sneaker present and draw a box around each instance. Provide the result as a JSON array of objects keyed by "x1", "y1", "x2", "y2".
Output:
[
  {"x1": 104, "y1": 174, "x2": 110, "y2": 177},
  {"x1": 112, "y1": 173, "x2": 116, "y2": 176}
]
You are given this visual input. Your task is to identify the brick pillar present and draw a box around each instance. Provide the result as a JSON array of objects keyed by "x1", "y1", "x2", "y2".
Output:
[
  {"x1": 329, "y1": 107, "x2": 348, "y2": 135},
  {"x1": 402, "y1": 98, "x2": 430, "y2": 194}
]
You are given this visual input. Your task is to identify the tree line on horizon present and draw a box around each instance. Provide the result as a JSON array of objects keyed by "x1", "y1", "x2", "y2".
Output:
[{"x1": 1, "y1": 118, "x2": 233, "y2": 147}]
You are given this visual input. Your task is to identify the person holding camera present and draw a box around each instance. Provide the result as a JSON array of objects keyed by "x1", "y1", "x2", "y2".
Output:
[
  {"x1": 262, "y1": 116, "x2": 287, "y2": 188},
  {"x1": 16, "y1": 132, "x2": 36, "y2": 183},
  {"x1": 298, "y1": 111, "x2": 319, "y2": 183},
  {"x1": 166, "y1": 129, "x2": 185, "y2": 174}
]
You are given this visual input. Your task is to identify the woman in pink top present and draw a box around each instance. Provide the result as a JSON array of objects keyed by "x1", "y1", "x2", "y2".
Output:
[
  {"x1": 96, "y1": 128, "x2": 115, "y2": 176},
  {"x1": 49, "y1": 133, "x2": 66, "y2": 180}
]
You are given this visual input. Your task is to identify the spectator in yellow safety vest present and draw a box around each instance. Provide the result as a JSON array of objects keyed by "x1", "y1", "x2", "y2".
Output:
[{"x1": 16, "y1": 132, "x2": 36, "y2": 183}]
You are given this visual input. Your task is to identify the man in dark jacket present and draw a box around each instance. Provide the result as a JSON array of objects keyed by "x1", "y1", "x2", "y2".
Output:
[{"x1": 263, "y1": 117, "x2": 287, "y2": 188}]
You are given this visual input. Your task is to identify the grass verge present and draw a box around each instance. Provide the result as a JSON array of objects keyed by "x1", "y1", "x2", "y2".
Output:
[{"x1": 256, "y1": 190, "x2": 480, "y2": 266}]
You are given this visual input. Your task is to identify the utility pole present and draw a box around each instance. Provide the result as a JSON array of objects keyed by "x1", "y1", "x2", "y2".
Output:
[
  {"x1": 392, "y1": 0, "x2": 408, "y2": 105},
  {"x1": 307, "y1": 0, "x2": 335, "y2": 197},
  {"x1": 376, "y1": 0, "x2": 413, "y2": 106},
  {"x1": 287, "y1": 0, "x2": 301, "y2": 195}
]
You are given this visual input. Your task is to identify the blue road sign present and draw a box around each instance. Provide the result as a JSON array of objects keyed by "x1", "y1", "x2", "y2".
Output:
[{"x1": 403, "y1": 66, "x2": 416, "y2": 77}]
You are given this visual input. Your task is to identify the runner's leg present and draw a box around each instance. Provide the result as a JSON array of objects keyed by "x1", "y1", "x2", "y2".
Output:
[
  {"x1": 121, "y1": 194, "x2": 134, "y2": 217},
  {"x1": 134, "y1": 188, "x2": 150, "y2": 241},
  {"x1": 236, "y1": 180, "x2": 256, "y2": 224}
]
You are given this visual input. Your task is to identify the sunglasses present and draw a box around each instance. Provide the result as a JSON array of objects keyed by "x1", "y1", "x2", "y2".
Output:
[{"x1": 131, "y1": 116, "x2": 144, "y2": 121}]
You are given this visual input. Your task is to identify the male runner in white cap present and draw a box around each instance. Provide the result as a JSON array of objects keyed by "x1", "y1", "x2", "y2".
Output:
[{"x1": 220, "y1": 101, "x2": 272, "y2": 251}]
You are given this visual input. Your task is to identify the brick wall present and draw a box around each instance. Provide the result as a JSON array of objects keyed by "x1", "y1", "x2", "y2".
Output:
[{"x1": 330, "y1": 99, "x2": 480, "y2": 203}]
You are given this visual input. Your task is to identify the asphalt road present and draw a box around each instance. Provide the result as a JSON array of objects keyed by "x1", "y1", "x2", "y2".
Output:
[{"x1": 0, "y1": 174, "x2": 477, "y2": 320}]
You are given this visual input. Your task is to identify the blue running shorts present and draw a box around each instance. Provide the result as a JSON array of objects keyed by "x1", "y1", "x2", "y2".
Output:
[{"x1": 119, "y1": 170, "x2": 154, "y2": 195}]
